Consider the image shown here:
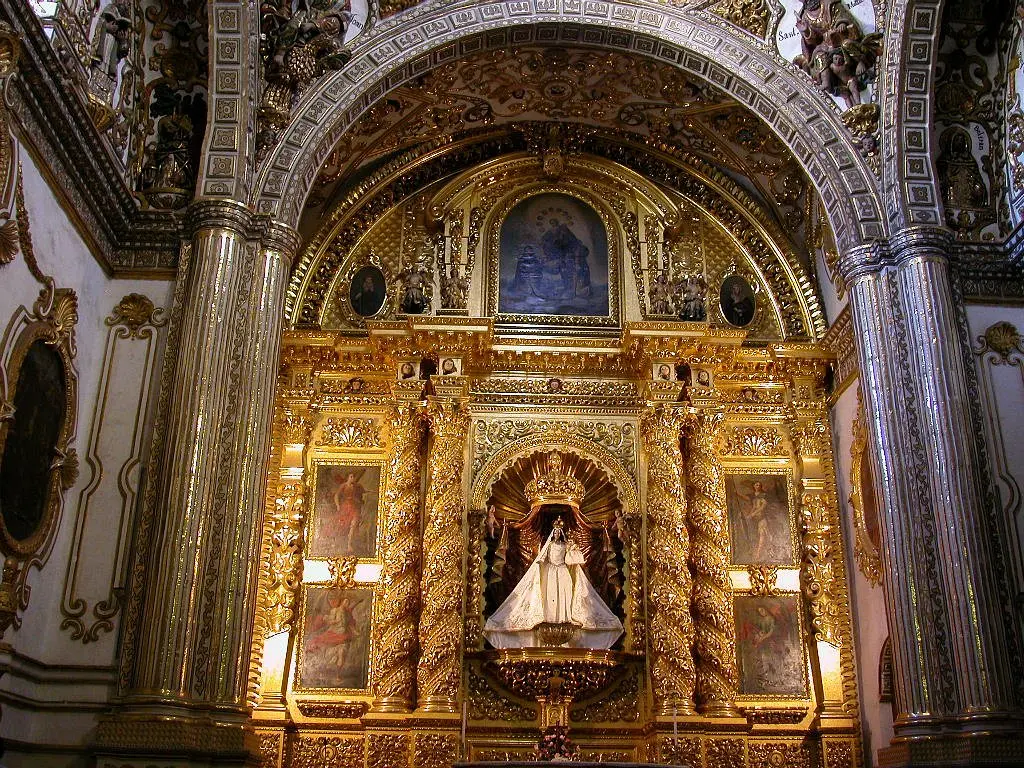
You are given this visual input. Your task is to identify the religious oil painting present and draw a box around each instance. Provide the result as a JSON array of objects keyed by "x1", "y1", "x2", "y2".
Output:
[
  {"x1": 725, "y1": 473, "x2": 795, "y2": 565},
  {"x1": 309, "y1": 462, "x2": 381, "y2": 559},
  {"x1": 720, "y1": 274, "x2": 755, "y2": 328},
  {"x1": 349, "y1": 264, "x2": 387, "y2": 317},
  {"x1": 735, "y1": 594, "x2": 806, "y2": 697},
  {"x1": 297, "y1": 587, "x2": 373, "y2": 690},
  {"x1": 499, "y1": 193, "x2": 609, "y2": 318}
]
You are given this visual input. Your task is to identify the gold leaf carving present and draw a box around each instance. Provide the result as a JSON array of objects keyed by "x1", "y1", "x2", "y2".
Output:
[
  {"x1": 642, "y1": 406, "x2": 696, "y2": 715},
  {"x1": 367, "y1": 733, "x2": 409, "y2": 768},
  {"x1": 105, "y1": 293, "x2": 166, "y2": 338},
  {"x1": 413, "y1": 733, "x2": 459, "y2": 768},
  {"x1": 316, "y1": 417, "x2": 383, "y2": 448},
  {"x1": 290, "y1": 735, "x2": 365, "y2": 768},
  {"x1": 711, "y1": 0, "x2": 771, "y2": 38},
  {"x1": 686, "y1": 411, "x2": 740, "y2": 714},
  {"x1": 801, "y1": 489, "x2": 845, "y2": 646},
  {"x1": 265, "y1": 480, "x2": 305, "y2": 636},
  {"x1": 719, "y1": 425, "x2": 785, "y2": 456},
  {"x1": 975, "y1": 321, "x2": 1024, "y2": 364},
  {"x1": 748, "y1": 566, "x2": 779, "y2": 596},
  {"x1": 467, "y1": 665, "x2": 535, "y2": 721},
  {"x1": 416, "y1": 399, "x2": 470, "y2": 711},
  {"x1": 372, "y1": 403, "x2": 424, "y2": 712}
]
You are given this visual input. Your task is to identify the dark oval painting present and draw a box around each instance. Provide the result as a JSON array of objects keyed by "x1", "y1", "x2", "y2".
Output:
[
  {"x1": 720, "y1": 274, "x2": 755, "y2": 328},
  {"x1": 0, "y1": 339, "x2": 67, "y2": 543},
  {"x1": 499, "y1": 193, "x2": 609, "y2": 318},
  {"x1": 349, "y1": 265, "x2": 387, "y2": 317}
]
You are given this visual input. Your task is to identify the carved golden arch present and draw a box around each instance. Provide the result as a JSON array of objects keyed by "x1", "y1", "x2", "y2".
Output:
[{"x1": 470, "y1": 433, "x2": 638, "y2": 519}]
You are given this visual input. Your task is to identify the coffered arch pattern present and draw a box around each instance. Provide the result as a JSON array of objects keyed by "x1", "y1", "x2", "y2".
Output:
[{"x1": 248, "y1": 1, "x2": 886, "y2": 253}]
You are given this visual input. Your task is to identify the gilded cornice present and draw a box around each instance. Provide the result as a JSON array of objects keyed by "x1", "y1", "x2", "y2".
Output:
[{"x1": 1, "y1": 0, "x2": 182, "y2": 275}]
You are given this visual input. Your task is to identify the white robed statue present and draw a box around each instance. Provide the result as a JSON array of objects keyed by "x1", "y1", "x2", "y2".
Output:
[{"x1": 484, "y1": 518, "x2": 623, "y2": 649}]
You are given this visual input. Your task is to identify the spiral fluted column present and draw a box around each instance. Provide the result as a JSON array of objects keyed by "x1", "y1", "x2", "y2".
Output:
[
  {"x1": 642, "y1": 405, "x2": 696, "y2": 716},
  {"x1": 685, "y1": 409, "x2": 740, "y2": 717},
  {"x1": 416, "y1": 396, "x2": 471, "y2": 713},
  {"x1": 371, "y1": 399, "x2": 426, "y2": 713}
]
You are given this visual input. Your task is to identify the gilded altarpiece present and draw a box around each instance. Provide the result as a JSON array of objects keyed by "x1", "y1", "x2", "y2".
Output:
[
  {"x1": 251, "y1": 156, "x2": 857, "y2": 768},
  {"x1": 250, "y1": 327, "x2": 860, "y2": 768}
]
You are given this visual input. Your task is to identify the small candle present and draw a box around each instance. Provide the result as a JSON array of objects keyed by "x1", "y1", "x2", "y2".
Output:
[
  {"x1": 461, "y1": 699, "x2": 468, "y2": 758},
  {"x1": 672, "y1": 702, "x2": 678, "y2": 746}
]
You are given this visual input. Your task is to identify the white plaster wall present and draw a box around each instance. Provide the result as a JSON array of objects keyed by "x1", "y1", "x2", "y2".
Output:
[
  {"x1": 966, "y1": 303, "x2": 1024, "y2": 606},
  {"x1": 0, "y1": 144, "x2": 174, "y2": 763},
  {"x1": 830, "y1": 381, "x2": 893, "y2": 767}
]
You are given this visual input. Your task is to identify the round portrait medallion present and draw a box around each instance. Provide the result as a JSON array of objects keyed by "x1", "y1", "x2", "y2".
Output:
[
  {"x1": 719, "y1": 275, "x2": 756, "y2": 328},
  {"x1": 349, "y1": 265, "x2": 387, "y2": 317}
]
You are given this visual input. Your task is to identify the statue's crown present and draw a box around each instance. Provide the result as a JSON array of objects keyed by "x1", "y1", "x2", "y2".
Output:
[{"x1": 524, "y1": 451, "x2": 585, "y2": 511}]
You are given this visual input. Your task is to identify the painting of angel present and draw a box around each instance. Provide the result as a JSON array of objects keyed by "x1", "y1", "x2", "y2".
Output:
[
  {"x1": 297, "y1": 587, "x2": 373, "y2": 690},
  {"x1": 309, "y1": 464, "x2": 380, "y2": 558},
  {"x1": 725, "y1": 473, "x2": 794, "y2": 565},
  {"x1": 735, "y1": 595, "x2": 805, "y2": 696}
]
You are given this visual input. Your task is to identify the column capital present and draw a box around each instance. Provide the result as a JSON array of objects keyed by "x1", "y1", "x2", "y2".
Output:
[
  {"x1": 256, "y1": 217, "x2": 302, "y2": 263},
  {"x1": 186, "y1": 198, "x2": 255, "y2": 235},
  {"x1": 838, "y1": 227, "x2": 954, "y2": 283}
]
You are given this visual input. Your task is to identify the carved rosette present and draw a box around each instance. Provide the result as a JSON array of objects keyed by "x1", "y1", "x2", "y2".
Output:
[
  {"x1": 685, "y1": 410, "x2": 740, "y2": 715},
  {"x1": 416, "y1": 398, "x2": 471, "y2": 712},
  {"x1": 372, "y1": 403, "x2": 425, "y2": 712},
  {"x1": 641, "y1": 406, "x2": 696, "y2": 715}
]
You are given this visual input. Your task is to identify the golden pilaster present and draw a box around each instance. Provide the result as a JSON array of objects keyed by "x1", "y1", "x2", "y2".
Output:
[
  {"x1": 416, "y1": 395, "x2": 471, "y2": 713},
  {"x1": 641, "y1": 405, "x2": 696, "y2": 716},
  {"x1": 685, "y1": 409, "x2": 740, "y2": 717},
  {"x1": 372, "y1": 399, "x2": 426, "y2": 713},
  {"x1": 95, "y1": 203, "x2": 300, "y2": 765}
]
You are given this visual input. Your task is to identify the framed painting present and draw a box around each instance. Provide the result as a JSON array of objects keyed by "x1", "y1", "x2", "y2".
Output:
[
  {"x1": 489, "y1": 190, "x2": 619, "y2": 329},
  {"x1": 308, "y1": 460, "x2": 382, "y2": 559},
  {"x1": 296, "y1": 586, "x2": 373, "y2": 691},
  {"x1": 735, "y1": 594, "x2": 807, "y2": 697},
  {"x1": 720, "y1": 274, "x2": 756, "y2": 328},
  {"x1": 725, "y1": 472, "x2": 796, "y2": 565}
]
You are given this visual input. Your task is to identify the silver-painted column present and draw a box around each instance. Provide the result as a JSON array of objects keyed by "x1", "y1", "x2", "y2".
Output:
[
  {"x1": 840, "y1": 228, "x2": 1022, "y2": 765},
  {"x1": 891, "y1": 229, "x2": 1017, "y2": 724},
  {"x1": 94, "y1": 200, "x2": 299, "y2": 765}
]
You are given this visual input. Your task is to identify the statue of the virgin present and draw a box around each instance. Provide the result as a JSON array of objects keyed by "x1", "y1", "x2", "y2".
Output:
[{"x1": 484, "y1": 517, "x2": 623, "y2": 649}]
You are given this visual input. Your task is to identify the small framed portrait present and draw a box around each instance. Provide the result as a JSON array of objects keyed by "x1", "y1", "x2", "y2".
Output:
[
  {"x1": 398, "y1": 361, "x2": 417, "y2": 380},
  {"x1": 735, "y1": 594, "x2": 807, "y2": 697},
  {"x1": 653, "y1": 362, "x2": 676, "y2": 382},
  {"x1": 296, "y1": 586, "x2": 373, "y2": 691},
  {"x1": 720, "y1": 274, "x2": 756, "y2": 328},
  {"x1": 349, "y1": 265, "x2": 387, "y2": 318},
  {"x1": 726, "y1": 472, "x2": 795, "y2": 565},
  {"x1": 439, "y1": 357, "x2": 461, "y2": 376},
  {"x1": 695, "y1": 368, "x2": 711, "y2": 387},
  {"x1": 309, "y1": 461, "x2": 382, "y2": 559}
]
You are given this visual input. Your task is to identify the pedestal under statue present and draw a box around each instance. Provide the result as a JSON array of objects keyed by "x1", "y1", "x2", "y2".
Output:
[{"x1": 484, "y1": 513, "x2": 623, "y2": 649}]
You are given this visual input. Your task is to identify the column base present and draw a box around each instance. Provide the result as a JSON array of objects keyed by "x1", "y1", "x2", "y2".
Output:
[
  {"x1": 92, "y1": 713, "x2": 261, "y2": 768},
  {"x1": 878, "y1": 732, "x2": 1024, "y2": 768},
  {"x1": 372, "y1": 696, "x2": 414, "y2": 713},
  {"x1": 416, "y1": 695, "x2": 458, "y2": 713},
  {"x1": 698, "y1": 700, "x2": 743, "y2": 718}
]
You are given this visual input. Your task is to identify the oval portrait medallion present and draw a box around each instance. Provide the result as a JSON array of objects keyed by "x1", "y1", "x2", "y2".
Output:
[
  {"x1": 349, "y1": 265, "x2": 387, "y2": 318},
  {"x1": 720, "y1": 274, "x2": 756, "y2": 328}
]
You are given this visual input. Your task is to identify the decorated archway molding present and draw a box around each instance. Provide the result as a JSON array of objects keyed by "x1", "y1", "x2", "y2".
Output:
[{"x1": 249, "y1": 1, "x2": 886, "y2": 254}]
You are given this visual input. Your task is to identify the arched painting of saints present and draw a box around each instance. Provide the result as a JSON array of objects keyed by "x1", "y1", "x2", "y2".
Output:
[
  {"x1": 499, "y1": 194, "x2": 609, "y2": 318},
  {"x1": 309, "y1": 463, "x2": 381, "y2": 559}
]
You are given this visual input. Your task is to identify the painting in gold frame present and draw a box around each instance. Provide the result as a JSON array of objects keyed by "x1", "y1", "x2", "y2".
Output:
[
  {"x1": 487, "y1": 186, "x2": 621, "y2": 330},
  {"x1": 295, "y1": 586, "x2": 373, "y2": 691},
  {"x1": 725, "y1": 471, "x2": 795, "y2": 565},
  {"x1": 308, "y1": 460, "x2": 381, "y2": 559},
  {"x1": 734, "y1": 594, "x2": 807, "y2": 697}
]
